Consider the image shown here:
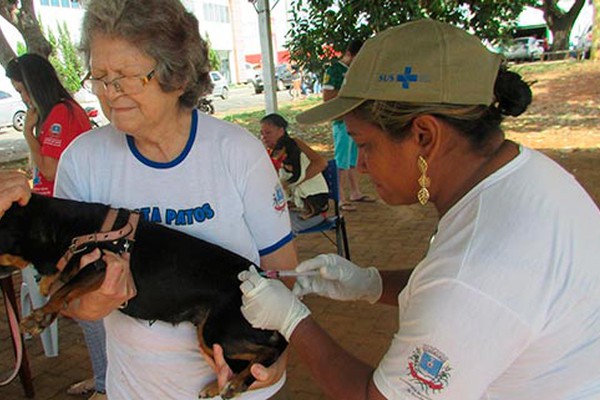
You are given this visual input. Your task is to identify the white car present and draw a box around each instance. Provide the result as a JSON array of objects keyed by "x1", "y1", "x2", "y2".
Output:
[
  {"x1": 242, "y1": 62, "x2": 259, "y2": 85},
  {"x1": 0, "y1": 90, "x2": 27, "y2": 132},
  {"x1": 209, "y1": 71, "x2": 229, "y2": 100}
]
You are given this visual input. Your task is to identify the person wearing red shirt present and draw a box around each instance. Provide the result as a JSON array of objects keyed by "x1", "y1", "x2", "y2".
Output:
[{"x1": 7, "y1": 54, "x2": 91, "y2": 197}]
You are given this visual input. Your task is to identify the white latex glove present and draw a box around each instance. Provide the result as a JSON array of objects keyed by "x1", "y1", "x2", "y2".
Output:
[
  {"x1": 292, "y1": 254, "x2": 383, "y2": 304},
  {"x1": 239, "y1": 266, "x2": 311, "y2": 341}
]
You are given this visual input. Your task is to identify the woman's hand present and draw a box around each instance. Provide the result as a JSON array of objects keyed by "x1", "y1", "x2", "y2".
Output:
[
  {"x1": 293, "y1": 254, "x2": 383, "y2": 304},
  {"x1": 0, "y1": 170, "x2": 31, "y2": 218},
  {"x1": 200, "y1": 343, "x2": 289, "y2": 392},
  {"x1": 62, "y1": 249, "x2": 137, "y2": 320},
  {"x1": 23, "y1": 106, "x2": 38, "y2": 136},
  {"x1": 239, "y1": 266, "x2": 310, "y2": 340}
]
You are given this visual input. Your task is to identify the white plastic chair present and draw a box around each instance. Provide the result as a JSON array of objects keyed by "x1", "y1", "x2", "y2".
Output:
[{"x1": 20, "y1": 265, "x2": 59, "y2": 358}]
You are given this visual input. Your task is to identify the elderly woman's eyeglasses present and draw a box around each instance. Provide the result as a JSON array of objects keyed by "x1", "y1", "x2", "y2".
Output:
[{"x1": 81, "y1": 70, "x2": 155, "y2": 95}]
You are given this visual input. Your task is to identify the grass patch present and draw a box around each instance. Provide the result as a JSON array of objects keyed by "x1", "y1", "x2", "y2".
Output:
[
  {"x1": 222, "y1": 96, "x2": 333, "y2": 153},
  {"x1": 508, "y1": 59, "x2": 588, "y2": 75}
]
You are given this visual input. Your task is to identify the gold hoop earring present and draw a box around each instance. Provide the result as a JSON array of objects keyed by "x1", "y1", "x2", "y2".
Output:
[{"x1": 417, "y1": 155, "x2": 430, "y2": 206}]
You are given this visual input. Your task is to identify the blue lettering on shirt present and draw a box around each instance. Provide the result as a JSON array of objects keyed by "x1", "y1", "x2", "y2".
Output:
[
  {"x1": 150, "y1": 207, "x2": 162, "y2": 223},
  {"x1": 137, "y1": 204, "x2": 215, "y2": 226}
]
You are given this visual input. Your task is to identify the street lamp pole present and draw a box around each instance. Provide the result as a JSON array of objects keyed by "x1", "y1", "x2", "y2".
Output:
[{"x1": 254, "y1": 0, "x2": 278, "y2": 113}]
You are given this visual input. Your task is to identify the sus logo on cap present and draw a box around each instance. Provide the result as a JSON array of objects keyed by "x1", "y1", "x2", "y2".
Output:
[{"x1": 297, "y1": 19, "x2": 502, "y2": 125}]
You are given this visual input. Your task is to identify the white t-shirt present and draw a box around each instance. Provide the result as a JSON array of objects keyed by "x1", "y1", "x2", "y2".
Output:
[
  {"x1": 373, "y1": 147, "x2": 600, "y2": 400},
  {"x1": 55, "y1": 110, "x2": 292, "y2": 399},
  {"x1": 280, "y1": 152, "x2": 329, "y2": 209}
]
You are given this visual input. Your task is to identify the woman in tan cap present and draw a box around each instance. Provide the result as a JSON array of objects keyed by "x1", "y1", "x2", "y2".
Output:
[{"x1": 234, "y1": 19, "x2": 600, "y2": 399}]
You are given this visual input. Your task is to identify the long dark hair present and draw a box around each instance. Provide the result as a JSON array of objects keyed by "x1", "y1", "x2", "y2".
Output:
[{"x1": 6, "y1": 53, "x2": 75, "y2": 126}]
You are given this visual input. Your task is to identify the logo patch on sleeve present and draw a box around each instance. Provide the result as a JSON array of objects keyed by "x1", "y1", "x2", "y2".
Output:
[
  {"x1": 272, "y1": 183, "x2": 287, "y2": 212},
  {"x1": 406, "y1": 344, "x2": 452, "y2": 395},
  {"x1": 50, "y1": 123, "x2": 63, "y2": 135}
]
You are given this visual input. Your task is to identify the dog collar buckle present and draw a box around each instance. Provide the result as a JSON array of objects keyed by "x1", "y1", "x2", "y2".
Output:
[
  {"x1": 121, "y1": 239, "x2": 133, "y2": 254},
  {"x1": 69, "y1": 240, "x2": 89, "y2": 255}
]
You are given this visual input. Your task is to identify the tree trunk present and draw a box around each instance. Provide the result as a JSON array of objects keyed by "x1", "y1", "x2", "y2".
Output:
[
  {"x1": 593, "y1": 0, "x2": 599, "y2": 60},
  {"x1": 543, "y1": 0, "x2": 586, "y2": 50},
  {"x1": 0, "y1": 28, "x2": 15, "y2": 66},
  {"x1": 0, "y1": 0, "x2": 52, "y2": 68}
]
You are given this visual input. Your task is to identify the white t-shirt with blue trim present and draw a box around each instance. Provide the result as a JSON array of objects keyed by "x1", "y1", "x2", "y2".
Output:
[{"x1": 55, "y1": 109, "x2": 292, "y2": 399}]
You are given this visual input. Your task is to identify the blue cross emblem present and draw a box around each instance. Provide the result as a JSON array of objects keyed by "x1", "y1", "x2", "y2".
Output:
[{"x1": 397, "y1": 66, "x2": 418, "y2": 89}]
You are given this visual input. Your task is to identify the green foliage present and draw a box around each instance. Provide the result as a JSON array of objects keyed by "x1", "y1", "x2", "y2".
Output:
[
  {"x1": 36, "y1": 20, "x2": 84, "y2": 94},
  {"x1": 287, "y1": 0, "x2": 533, "y2": 74},
  {"x1": 16, "y1": 42, "x2": 27, "y2": 56},
  {"x1": 204, "y1": 32, "x2": 221, "y2": 71},
  {"x1": 54, "y1": 22, "x2": 85, "y2": 93}
]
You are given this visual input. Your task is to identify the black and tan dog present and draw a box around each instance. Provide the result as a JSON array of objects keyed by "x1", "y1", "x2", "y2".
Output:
[{"x1": 0, "y1": 193, "x2": 287, "y2": 399}]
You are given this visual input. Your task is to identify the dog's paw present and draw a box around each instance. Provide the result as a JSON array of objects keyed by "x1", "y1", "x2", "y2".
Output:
[
  {"x1": 20, "y1": 314, "x2": 44, "y2": 336},
  {"x1": 19, "y1": 309, "x2": 55, "y2": 336},
  {"x1": 39, "y1": 273, "x2": 60, "y2": 296},
  {"x1": 198, "y1": 380, "x2": 220, "y2": 399},
  {"x1": 220, "y1": 381, "x2": 242, "y2": 399}
]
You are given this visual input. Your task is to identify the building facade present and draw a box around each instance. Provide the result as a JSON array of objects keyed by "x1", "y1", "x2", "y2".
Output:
[{"x1": 0, "y1": 0, "x2": 293, "y2": 85}]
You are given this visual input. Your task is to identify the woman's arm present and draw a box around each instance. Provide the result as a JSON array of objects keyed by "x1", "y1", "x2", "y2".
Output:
[
  {"x1": 378, "y1": 269, "x2": 414, "y2": 306},
  {"x1": 291, "y1": 318, "x2": 387, "y2": 400},
  {"x1": 260, "y1": 241, "x2": 297, "y2": 271},
  {"x1": 23, "y1": 107, "x2": 59, "y2": 181},
  {"x1": 293, "y1": 138, "x2": 327, "y2": 184}
]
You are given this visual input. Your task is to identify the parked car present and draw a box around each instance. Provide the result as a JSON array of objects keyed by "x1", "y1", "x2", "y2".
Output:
[
  {"x1": 0, "y1": 90, "x2": 27, "y2": 132},
  {"x1": 209, "y1": 71, "x2": 229, "y2": 100},
  {"x1": 251, "y1": 64, "x2": 294, "y2": 94},
  {"x1": 242, "y1": 62, "x2": 259, "y2": 85},
  {"x1": 503, "y1": 36, "x2": 544, "y2": 62}
]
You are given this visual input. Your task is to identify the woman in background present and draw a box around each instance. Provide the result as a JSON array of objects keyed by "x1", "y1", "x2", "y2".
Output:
[
  {"x1": 6, "y1": 53, "x2": 92, "y2": 197},
  {"x1": 260, "y1": 113, "x2": 328, "y2": 233}
]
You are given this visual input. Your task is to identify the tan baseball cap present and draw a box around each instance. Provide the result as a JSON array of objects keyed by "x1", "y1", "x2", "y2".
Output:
[{"x1": 297, "y1": 19, "x2": 502, "y2": 125}]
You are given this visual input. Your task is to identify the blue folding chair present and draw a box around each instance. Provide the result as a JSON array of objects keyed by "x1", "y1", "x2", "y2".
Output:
[{"x1": 296, "y1": 159, "x2": 351, "y2": 260}]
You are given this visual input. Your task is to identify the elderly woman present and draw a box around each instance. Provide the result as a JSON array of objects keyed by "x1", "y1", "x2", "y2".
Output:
[
  {"x1": 237, "y1": 20, "x2": 600, "y2": 399},
  {"x1": 49, "y1": 0, "x2": 296, "y2": 399}
]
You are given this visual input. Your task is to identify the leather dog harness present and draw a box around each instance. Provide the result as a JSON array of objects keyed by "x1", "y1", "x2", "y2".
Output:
[{"x1": 56, "y1": 208, "x2": 141, "y2": 271}]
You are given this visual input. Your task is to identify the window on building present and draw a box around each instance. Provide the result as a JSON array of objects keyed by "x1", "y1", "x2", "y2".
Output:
[
  {"x1": 203, "y1": 3, "x2": 230, "y2": 24},
  {"x1": 40, "y1": 0, "x2": 81, "y2": 8}
]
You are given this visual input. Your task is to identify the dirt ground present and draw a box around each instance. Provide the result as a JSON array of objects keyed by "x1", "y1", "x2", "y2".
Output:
[{"x1": 502, "y1": 61, "x2": 600, "y2": 204}]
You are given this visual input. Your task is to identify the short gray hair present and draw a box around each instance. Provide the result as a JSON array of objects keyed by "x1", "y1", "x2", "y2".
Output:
[{"x1": 80, "y1": 0, "x2": 212, "y2": 108}]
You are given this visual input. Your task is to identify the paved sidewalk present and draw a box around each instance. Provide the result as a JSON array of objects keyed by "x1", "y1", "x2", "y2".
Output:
[
  {"x1": 0, "y1": 172, "x2": 438, "y2": 399},
  {"x1": 0, "y1": 128, "x2": 29, "y2": 165}
]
